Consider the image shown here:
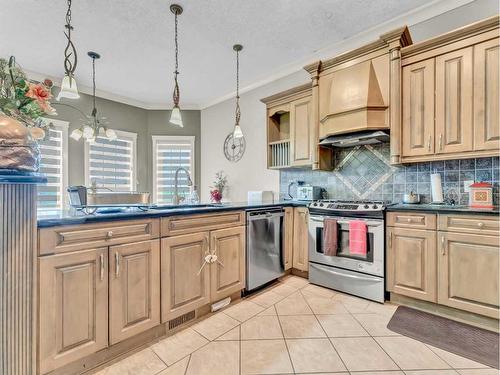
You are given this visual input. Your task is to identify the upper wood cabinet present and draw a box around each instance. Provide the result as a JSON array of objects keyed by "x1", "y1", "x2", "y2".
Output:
[
  {"x1": 292, "y1": 207, "x2": 309, "y2": 272},
  {"x1": 290, "y1": 96, "x2": 313, "y2": 166},
  {"x1": 109, "y1": 240, "x2": 160, "y2": 345},
  {"x1": 39, "y1": 248, "x2": 108, "y2": 374},
  {"x1": 400, "y1": 16, "x2": 499, "y2": 163}
]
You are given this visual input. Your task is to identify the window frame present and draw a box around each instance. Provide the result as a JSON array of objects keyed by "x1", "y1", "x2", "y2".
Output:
[
  {"x1": 84, "y1": 129, "x2": 138, "y2": 191},
  {"x1": 152, "y1": 135, "x2": 195, "y2": 204}
]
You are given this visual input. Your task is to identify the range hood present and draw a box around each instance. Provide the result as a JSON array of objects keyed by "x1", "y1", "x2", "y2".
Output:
[{"x1": 320, "y1": 130, "x2": 390, "y2": 148}]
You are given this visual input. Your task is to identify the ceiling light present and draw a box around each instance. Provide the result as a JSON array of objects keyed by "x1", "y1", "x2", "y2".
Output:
[
  {"x1": 232, "y1": 44, "x2": 244, "y2": 139},
  {"x1": 169, "y1": 4, "x2": 184, "y2": 127},
  {"x1": 57, "y1": 0, "x2": 79, "y2": 101}
]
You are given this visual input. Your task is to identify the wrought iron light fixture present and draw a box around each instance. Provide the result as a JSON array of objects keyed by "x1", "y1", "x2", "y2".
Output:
[
  {"x1": 70, "y1": 52, "x2": 116, "y2": 142},
  {"x1": 169, "y1": 4, "x2": 183, "y2": 127},
  {"x1": 232, "y1": 44, "x2": 244, "y2": 139},
  {"x1": 57, "y1": 0, "x2": 79, "y2": 100}
]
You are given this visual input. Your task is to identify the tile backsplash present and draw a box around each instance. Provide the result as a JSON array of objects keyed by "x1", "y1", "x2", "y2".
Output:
[{"x1": 280, "y1": 144, "x2": 499, "y2": 205}]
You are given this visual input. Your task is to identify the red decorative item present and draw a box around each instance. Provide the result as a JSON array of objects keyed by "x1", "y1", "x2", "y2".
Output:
[
  {"x1": 469, "y1": 182, "x2": 494, "y2": 208},
  {"x1": 210, "y1": 189, "x2": 222, "y2": 204}
]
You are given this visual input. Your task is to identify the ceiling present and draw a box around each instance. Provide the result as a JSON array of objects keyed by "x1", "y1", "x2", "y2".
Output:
[{"x1": 0, "y1": 0, "x2": 468, "y2": 109}]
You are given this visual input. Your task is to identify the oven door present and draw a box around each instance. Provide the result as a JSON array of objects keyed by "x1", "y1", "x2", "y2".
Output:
[{"x1": 308, "y1": 215, "x2": 384, "y2": 277}]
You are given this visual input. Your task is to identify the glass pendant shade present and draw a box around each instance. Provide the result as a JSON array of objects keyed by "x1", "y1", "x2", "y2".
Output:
[
  {"x1": 233, "y1": 124, "x2": 244, "y2": 139},
  {"x1": 105, "y1": 128, "x2": 117, "y2": 140},
  {"x1": 57, "y1": 74, "x2": 80, "y2": 100},
  {"x1": 70, "y1": 128, "x2": 83, "y2": 141},
  {"x1": 170, "y1": 106, "x2": 183, "y2": 127},
  {"x1": 82, "y1": 125, "x2": 94, "y2": 139}
]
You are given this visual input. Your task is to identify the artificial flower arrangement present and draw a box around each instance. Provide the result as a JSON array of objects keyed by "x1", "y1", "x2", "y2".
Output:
[{"x1": 210, "y1": 170, "x2": 228, "y2": 204}]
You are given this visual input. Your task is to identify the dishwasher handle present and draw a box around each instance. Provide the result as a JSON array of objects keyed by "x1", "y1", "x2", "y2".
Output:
[{"x1": 247, "y1": 211, "x2": 284, "y2": 221}]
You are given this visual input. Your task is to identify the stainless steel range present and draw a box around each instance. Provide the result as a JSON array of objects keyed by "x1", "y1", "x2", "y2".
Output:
[{"x1": 308, "y1": 199, "x2": 386, "y2": 303}]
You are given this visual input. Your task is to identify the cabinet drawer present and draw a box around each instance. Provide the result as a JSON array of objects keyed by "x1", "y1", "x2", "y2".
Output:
[
  {"x1": 161, "y1": 211, "x2": 245, "y2": 236},
  {"x1": 387, "y1": 212, "x2": 436, "y2": 230},
  {"x1": 438, "y1": 214, "x2": 499, "y2": 236},
  {"x1": 38, "y1": 218, "x2": 160, "y2": 255}
]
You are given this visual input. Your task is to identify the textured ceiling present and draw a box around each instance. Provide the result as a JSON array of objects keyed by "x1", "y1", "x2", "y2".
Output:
[{"x1": 0, "y1": 0, "x2": 458, "y2": 108}]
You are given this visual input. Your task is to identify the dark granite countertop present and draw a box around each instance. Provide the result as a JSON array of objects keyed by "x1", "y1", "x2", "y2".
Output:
[
  {"x1": 0, "y1": 169, "x2": 47, "y2": 184},
  {"x1": 37, "y1": 200, "x2": 308, "y2": 228},
  {"x1": 387, "y1": 203, "x2": 499, "y2": 215}
]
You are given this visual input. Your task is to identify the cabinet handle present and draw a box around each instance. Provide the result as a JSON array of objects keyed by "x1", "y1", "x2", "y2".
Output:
[
  {"x1": 427, "y1": 135, "x2": 432, "y2": 151},
  {"x1": 99, "y1": 253, "x2": 104, "y2": 281},
  {"x1": 441, "y1": 236, "x2": 446, "y2": 255},
  {"x1": 388, "y1": 232, "x2": 393, "y2": 248},
  {"x1": 478, "y1": 222, "x2": 485, "y2": 228},
  {"x1": 115, "y1": 252, "x2": 120, "y2": 277},
  {"x1": 407, "y1": 218, "x2": 412, "y2": 223},
  {"x1": 439, "y1": 134, "x2": 443, "y2": 151},
  {"x1": 106, "y1": 231, "x2": 114, "y2": 240}
]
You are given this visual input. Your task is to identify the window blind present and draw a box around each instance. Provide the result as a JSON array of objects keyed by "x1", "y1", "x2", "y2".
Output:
[
  {"x1": 153, "y1": 136, "x2": 194, "y2": 204},
  {"x1": 86, "y1": 131, "x2": 136, "y2": 191}
]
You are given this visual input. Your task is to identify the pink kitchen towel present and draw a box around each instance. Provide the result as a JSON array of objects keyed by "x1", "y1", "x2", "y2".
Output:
[
  {"x1": 323, "y1": 218, "x2": 338, "y2": 256},
  {"x1": 349, "y1": 220, "x2": 367, "y2": 256}
]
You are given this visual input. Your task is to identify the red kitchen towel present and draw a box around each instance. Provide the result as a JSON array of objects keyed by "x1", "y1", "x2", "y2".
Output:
[
  {"x1": 349, "y1": 220, "x2": 367, "y2": 255},
  {"x1": 323, "y1": 218, "x2": 338, "y2": 256}
]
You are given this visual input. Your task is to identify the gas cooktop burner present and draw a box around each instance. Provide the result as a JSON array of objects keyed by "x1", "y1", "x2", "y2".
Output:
[{"x1": 309, "y1": 199, "x2": 387, "y2": 212}]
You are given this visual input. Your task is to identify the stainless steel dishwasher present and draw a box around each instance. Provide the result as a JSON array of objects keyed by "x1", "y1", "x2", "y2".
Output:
[{"x1": 246, "y1": 207, "x2": 285, "y2": 291}]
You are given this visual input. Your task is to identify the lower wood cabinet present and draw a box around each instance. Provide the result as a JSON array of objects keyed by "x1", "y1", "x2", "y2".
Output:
[
  {"x1": 39, "y1": 248, "x2": 108, "y2": 374},
  {"x1": 438, "y1": 232, "x2": 499, "y2": 319},
  {"x1": 109, "y1": 240, "x2": 160, "y2": 345},
  {"x1": 284, "y1": 207, "x2": 294, "y2": 270},
  {"x1": 210, "y1": 226, "x2": 246, "y2": 301},
  {"x1": 161, "y1": 232, "x2": 211, "y2": 322},
  {"x1": 292, "y1": 207, "x2": 309, "y2": 271},
  {"x1": 386, "y1": 227, "x2": 437, "y2": 302}
]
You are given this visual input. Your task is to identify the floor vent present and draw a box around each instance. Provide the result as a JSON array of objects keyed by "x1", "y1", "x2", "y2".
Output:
[{"x1": 168, "y1": 310, "x2": 195, "y2": 330}]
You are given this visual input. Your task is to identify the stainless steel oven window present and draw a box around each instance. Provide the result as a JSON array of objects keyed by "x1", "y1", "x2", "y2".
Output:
[{"x1": 314, "y1": 225, "x2": 374, "y2": 263}]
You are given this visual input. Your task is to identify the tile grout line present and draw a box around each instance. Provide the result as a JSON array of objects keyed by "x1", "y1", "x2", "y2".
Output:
[
  {"x1": 273, "y1": 303, "x2": 297, "y2": 374},
  {"x1": 183, "y1": 354, "x2": 191, "y2": 375}
]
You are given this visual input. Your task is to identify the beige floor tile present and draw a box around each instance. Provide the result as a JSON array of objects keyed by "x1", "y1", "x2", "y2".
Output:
[
  {"x1": 295, "y1": 373, "x2": 349, "y2": 375},
  {"x1": 241, "y1": 315, "x2": 284, "y2": 340},
  {"x1": 249, "y1": 290, "x2": 284, "y2": 307},
  {"x1": 457, "y1": 369, "x2": 500, "y2": 375},
  {"x1": 426, "y1": 345, "x2": 488, "y2": 369},
  {"x1": 275, "y1": 292, "x2": 313, "y2": 315},
  {"x1": 192, "y1": 312, "x2": 239, "y2": 341},
  {"x1": 97, "y1": 348, "x2": 166, "y2": 375},
  {"x1": 280, "y1": 275, "x2": 309, "y2": 289},
  {"x1": 333, "y1": 293, "x2": 371, "y2": 313},
  {"x1": 241, "y1": 339, "x2": 293, "y2": 374},
  {"x1": 331, "y1": 337, "x2": 398, "y2": 372},
  {"x1": 353, "y1": 313, "x2": 399, "y2": 336},
  {"x1": 152, "y1": 328, "x2": 208, "y2": 366},
  {"x1": 271, "y1": 283, "x2": 299, "y2": 297},
  {"x1": 375, "y1": 336, "x2": 450, "y2": 370},
  {"x1": 365, "y1": 301, "x2": 399, "y2": 317},
  {"x1": 185, "y1": 341, "x2": 239, "y2": 375},
  {"x1": 157, "y1": 357, "x2": 190, "y2": 375},
  {"x1": 317, "y1": 314, "x2": 369, "y2": 337},
  {"x1": 223, "y1": 300, "x2": 264, "y2": 322},
  {"x1": 286, "y1": 338, "x2": 346, "y2": 373},
  {"x1": 302, "y1": 283, "x2": 336, "y2": 298},
  {"x1": 302, "y1": 292, "x2": 349, "y2": 314},
  {"x1": 215, "y1": 326, "x2": 240, "y2": 341},
  {"x1": 405, "y1": 370, "x2": 459, "y2": 375},
  {"x1": 349, "y1": 372, "x2": 405, "y2": 375},
  {"x1": 279, "y1": 315, "x2": 326, "y2": 338},
  {"x1": 258, "y1": 305, "x2": 277, "y2": 316}
]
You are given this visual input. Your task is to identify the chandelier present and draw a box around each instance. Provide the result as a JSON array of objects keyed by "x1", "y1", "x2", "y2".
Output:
[
  {"x1": 169, "y1": 4, "x2": 183, "y2": 127},
  {"x1": 232, "y1": 44, "x2": 244, "y2": 139}
]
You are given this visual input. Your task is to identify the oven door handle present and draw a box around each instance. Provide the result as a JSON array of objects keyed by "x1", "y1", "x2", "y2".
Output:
[
  {"x1": 309, "y1": 216, "x2": 382, "y2": 227},
  {"x1": 310, "y1": 263, "x2": 382, "y2": 282}
]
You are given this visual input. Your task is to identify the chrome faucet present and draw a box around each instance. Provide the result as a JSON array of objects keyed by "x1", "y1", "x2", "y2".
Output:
[{"x1": 173, "y1": 167, "x2": 193, "y2": 205}]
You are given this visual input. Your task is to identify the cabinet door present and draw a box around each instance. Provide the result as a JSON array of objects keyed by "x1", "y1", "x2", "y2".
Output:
[
  {"x1": 161, "y1": 232, "x2": 210, "y2": 322},
  {"x1": 109, "y1": 240, "x2": 160, "y2": 345},
  {"x1": 435, "y1": 47, "x2": 473, "y2": 154},
  {"x1": 284, "y1": 207, "x2": 294, "y2": 270},
  {"x1": 474, "y1": 38, "x2": 500, "y2": 151},
  {"x1": 402, "y1": 59, "x2": 435, "y2": 157},
  {"x1": 210, "y1": 226, "x2": 246, "y2": 301},
  {"x1": 438, "y1": 232, "x2": 499, "y2": 319},
  {"x1": 386, "y1": 227, "x2": 437, "y2": 302},
  {"x1": 290, "y1": 96, "x2": 313, "y2": 166},
  {"x1": 39, "y1": 248, "x2": 108, "y2": 374},
  {"x1": 292, "y1": 207, "x2": 309, "y2": 271}
]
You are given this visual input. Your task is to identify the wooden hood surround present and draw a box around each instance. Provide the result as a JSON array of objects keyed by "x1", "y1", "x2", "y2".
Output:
[{"x1": 304, "y1": 27, "x2": 412, "y2": 167}]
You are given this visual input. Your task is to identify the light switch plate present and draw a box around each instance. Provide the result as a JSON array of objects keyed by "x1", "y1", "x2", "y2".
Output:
[{"x1": 463, "y1": 180, "x2": 474, "y2": 193}]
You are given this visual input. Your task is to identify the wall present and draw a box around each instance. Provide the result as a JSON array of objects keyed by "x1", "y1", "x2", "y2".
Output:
[{"x1": 200, "y1": 0, "x2": 499, "y2": 203}]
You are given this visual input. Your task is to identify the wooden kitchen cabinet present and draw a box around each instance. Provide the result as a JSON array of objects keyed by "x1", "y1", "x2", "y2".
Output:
[
  {"x1": 161, "y1": 232, "x2": 211, "y2": 322},
  {"x1": 438, "y1": 232, "x2": 499, "y2": 319},
  {"x1": 292, "y1": 207, "x2": 309, "y2": 271},
  {"x1": 289, "y1": 96, "x2": 313, "y2": 166},
  {"x1": 284, "y1": 207, "x2": 294, "y2": 270},
  {"x1": 386, "y1": 227, "x2": 437, "y2": 302},
  {"x1": 39, "y1": 248, "x2": 108, "y2": 374},
  {"x1": 210, "y1": 226, "x2": 246, "y2": 301},
  {"x1": 109, "y1": 240, "x2": 160, "y2": 345}
]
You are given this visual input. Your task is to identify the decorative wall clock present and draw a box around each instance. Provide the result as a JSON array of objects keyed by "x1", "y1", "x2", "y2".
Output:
[{"x1": 223, "y1": 132, "x2": 246, "y2": 162}]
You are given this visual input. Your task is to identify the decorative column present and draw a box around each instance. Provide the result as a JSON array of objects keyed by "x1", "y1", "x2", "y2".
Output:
[{"x1": 0, "y1": 170, "x2": 46, "y2": 375}]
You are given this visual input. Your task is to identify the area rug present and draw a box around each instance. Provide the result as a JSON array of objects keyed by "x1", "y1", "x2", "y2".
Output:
[{"x1": 387, "y1": 306, "x2": 499, "y2": 369}]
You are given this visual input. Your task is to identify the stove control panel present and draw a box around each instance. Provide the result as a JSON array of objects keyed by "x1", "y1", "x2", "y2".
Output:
[{"x1": 309, "y1": 200, "x2": 385, "y2": 212}]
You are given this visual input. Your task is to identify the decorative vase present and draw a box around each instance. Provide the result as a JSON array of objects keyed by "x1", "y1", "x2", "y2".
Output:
[
  {"x1": 210, "y1": 189, "x2": 222, "y2": 204},
  {"x1": 0, "y1": 113, "x2": 41, "y2": 172}
]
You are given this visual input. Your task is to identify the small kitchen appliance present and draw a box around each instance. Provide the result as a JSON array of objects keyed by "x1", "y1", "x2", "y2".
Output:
[
  {"x1": 469, "y1": 182, "x2": 494, "y2": 208},
  {"x1": 296, "y1": 185, "x2": 323, "y2": 201},
  {"x1": 308, "y1": 199, "x2": 387, "y2": 302},
  {"x1": 403, "y1": 191, "x2": 420, "y2": 204}
]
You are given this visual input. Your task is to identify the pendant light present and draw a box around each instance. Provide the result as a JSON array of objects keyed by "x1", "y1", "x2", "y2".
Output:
[
  {"x1": 57, "y1": 0, "x2": 79, "y2": 100},
  {"x1": 169, "y1": 4, "x2": 183, "y2": 127},
  {"x1": 70, "y1": 52, "x2": 116, "y2": 142},
  {"x1": 232, "y1": 44, "x2": 244, "y2": 139}
]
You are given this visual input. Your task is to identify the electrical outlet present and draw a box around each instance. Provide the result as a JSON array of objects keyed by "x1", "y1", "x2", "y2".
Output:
[{"x1": 463, "y1": 180, "x2": 474, "y2": 193}]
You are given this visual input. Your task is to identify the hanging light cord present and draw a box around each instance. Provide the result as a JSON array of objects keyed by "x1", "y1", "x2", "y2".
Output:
[
  {"x1": 63, "y1": 0, "x2": 77, "y2": 77},
  {"x1": 172, "y1": 9, "x2": 180, "y2": 107},
  {"x1": 235, "y1": 48, "x2": 241, "y2": 126},
  {"x1": 91, "y1": 56, "x2": 97, "y2": 120}
]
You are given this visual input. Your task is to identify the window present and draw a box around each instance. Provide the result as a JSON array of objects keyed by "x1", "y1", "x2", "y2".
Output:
[
  {"x1": 153, "y1": 136, "x2": 195, "y2": 204},
  {"x1": 85, "y1": 130, "x2": 137, "y2": 191},
  {"x1": 37, "y1": 120, "x2": 69, "y2": 211}
]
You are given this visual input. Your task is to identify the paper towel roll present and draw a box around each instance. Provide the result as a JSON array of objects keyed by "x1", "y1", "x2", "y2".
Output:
[{"x1": 431, "y1": 173, "x2": 444, "y2": 203}]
